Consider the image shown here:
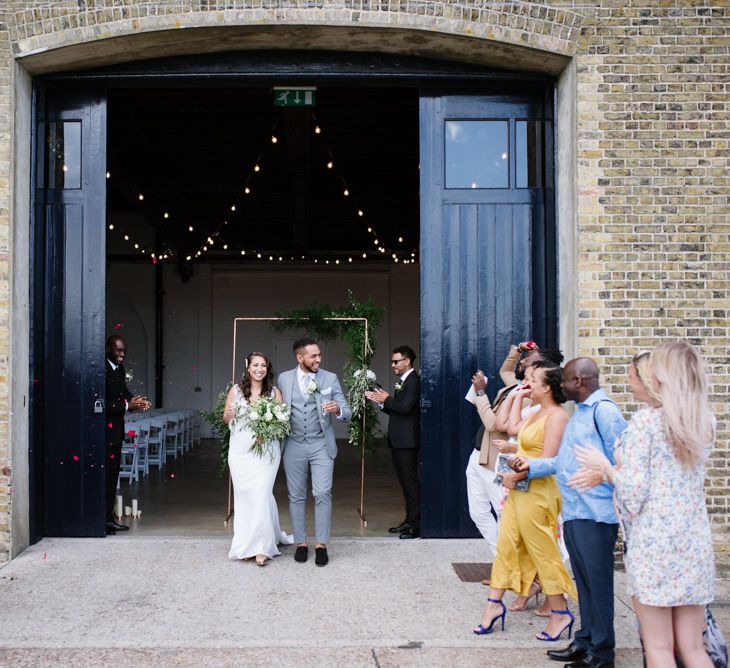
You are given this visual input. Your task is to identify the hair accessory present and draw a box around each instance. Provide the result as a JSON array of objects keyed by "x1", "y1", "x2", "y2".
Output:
[{"x1": 244, "y1": 358, "x2": 249, "y2": 369}]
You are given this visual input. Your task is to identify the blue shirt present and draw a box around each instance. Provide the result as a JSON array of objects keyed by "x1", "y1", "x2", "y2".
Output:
[{"x1": 528, "y1": 388, "x2": 628, "y2": 524}]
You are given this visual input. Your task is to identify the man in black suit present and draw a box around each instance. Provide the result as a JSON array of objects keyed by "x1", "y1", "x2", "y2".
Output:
[
  {"x1": 105, "y1": 335, "x2": 151, "y2": 534},
  {"x1": 366, "y1": 345, "x2": 421, "y2": 539}
]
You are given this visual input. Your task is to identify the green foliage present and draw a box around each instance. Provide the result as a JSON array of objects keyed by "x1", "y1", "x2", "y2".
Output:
[
  {"x1": 200, "y1": 382, "x2": 232, "y2": 477},
  {"x1": 274, "y1": 290, "x2": 385, "y2": 452}
]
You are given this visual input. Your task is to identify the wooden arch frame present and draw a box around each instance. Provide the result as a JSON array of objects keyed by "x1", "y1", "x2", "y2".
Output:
[{"x1": 226, "y1": 316, "x2": 370, "y2": 531}]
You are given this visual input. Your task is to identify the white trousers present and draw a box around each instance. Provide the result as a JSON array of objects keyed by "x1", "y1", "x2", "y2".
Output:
[{"x1": 465, "y1": 448, "x2": 502, "y2": 560}]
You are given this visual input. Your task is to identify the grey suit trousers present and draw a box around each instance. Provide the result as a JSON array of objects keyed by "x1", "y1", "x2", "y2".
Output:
[{"x1": 283, "y1": 437, "x2": 334, "y2": 544}]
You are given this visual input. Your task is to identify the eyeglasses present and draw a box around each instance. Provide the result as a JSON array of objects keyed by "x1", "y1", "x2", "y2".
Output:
[{"x1": 391, "y1": 358, "x2": 407, "y2": 365}]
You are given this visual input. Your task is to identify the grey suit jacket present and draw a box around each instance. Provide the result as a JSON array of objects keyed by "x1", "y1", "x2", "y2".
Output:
[{"x1": 278, "y1": 367, "x2": 352, "y2": 459}]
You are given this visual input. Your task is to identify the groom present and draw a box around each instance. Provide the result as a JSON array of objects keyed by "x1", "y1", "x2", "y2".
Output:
[{"x1": 279, "y1": 337, "x2": 351, "y2": 566}]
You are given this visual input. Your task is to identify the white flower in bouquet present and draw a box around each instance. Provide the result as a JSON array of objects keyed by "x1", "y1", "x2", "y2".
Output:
[
  {"x1": 366, "y1": 370, "x2": 376, "y2": 381},
  {"x1": 264, "y1": 410, "x2": 273, "y2": 422},
  {"x1": 353, "y1": 369, "x2": 362, "y2": 377}
]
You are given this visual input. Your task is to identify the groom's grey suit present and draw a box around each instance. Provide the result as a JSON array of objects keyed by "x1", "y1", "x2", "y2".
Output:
[{"x1": 278, "y1": 367, "x2": 351, "y2": 544}]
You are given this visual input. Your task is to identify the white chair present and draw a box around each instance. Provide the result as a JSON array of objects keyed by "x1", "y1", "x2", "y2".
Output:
[
  {"x1": 119, "y1": 433, "x2": 139, "y2": 484},
  {"x1": 146, "y1": 417, "x2": 166, "y2": 469},
  {"x1": 164, "y1": 414, "x2": 180, "y2": 460},
  {"x1": 134, "y1": 420, "x2": 150, "y2": 477}
]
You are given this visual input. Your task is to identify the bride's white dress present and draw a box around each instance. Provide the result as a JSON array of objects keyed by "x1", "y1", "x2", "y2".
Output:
[{"x1": 228, "y1": 385, "x2": 293, "y2": 559}]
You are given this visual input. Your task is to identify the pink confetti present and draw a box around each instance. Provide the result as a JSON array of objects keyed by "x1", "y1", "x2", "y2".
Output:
[
  {"x1": 110, "y1": 454, "x2": 115, "y2": 460},
  {"x1": 152, "y1": 257, "x2": 157, "y2": 265},
  {"x1": 72, "y1": 455, "x2": 79, "y2": 461},
  {"x1": 107, "y1": 423, "x2": 113, "y2": 429},
  {"x1": 43, "y1": 553, "x2": 46, "y2": 560},
  {"x1": 127, "y1": 430, "x2": 136, "y2": 438},
  {"x1": 170, "y1": 473, "x2": 175, "y2": 479},
  {"x1": 113, "y1": 323, "x2": 123, "y2": 330}
]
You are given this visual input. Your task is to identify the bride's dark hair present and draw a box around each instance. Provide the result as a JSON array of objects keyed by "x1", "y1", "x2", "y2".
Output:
[{"x1": 239, "y1": 352, "x2": 274, "y2": 401}]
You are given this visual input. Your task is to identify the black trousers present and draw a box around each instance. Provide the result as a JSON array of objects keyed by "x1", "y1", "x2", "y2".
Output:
[
  {"x1": 564, "y1": 519, "x2": 619, "y2": 663},
  {"x1": 390, "y1": 447, "x2": 420, "y2": 528},
  {"x1": 105, "y1": 439, "x2": 123, "y2": 520}
]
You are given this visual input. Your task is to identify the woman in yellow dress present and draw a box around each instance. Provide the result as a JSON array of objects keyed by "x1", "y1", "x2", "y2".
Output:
[{"x1": 474, "y1": 363, "x2": 578, "y2": 641}]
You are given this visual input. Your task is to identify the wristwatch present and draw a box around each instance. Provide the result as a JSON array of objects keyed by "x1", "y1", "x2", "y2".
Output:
[{"x1": 476, "y1": 389, "x2": 486, "y2": 397}]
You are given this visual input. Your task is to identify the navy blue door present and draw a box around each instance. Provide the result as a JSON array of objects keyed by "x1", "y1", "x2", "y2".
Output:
[
  {"x1": 419, "y1": 90, "x2": 556, "y2": 537},
  {"x1": 31, "y1": 88, "x2": 107, "y2": 538}
]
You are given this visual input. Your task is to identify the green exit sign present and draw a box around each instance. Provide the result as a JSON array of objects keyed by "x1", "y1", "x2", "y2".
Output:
[{"x1": 273, "y1": 87, "x2": 316, "y2": 107}]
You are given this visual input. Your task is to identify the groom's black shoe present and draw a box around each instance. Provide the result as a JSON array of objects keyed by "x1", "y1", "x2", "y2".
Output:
[
  {"x1": 315, "y1": 546, "x2": 329, "y2": 567},
  {"x1": 294, "y1": 545, "x2": 308, "y2": 563},
  {"x1": 389, "y1": 521, "x2": 411, "y2": 534},
  {"x1": 547, "y1": 641, "x2": 587, "y2": 662}
]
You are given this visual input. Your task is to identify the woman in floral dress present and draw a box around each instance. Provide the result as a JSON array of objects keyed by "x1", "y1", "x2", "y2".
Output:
[{"x1": 577, "y1": 341, "x2": 716, "y2": 668}]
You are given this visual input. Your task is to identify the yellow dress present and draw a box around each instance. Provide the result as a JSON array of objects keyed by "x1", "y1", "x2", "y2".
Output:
[{"x1": 490, "y1": 412, "x2": 578, "y2": 599}]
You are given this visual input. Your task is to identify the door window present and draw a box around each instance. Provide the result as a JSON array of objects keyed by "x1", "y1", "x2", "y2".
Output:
[{"x1": 444, "y1": 120, "x2": 509, "y2": 189}]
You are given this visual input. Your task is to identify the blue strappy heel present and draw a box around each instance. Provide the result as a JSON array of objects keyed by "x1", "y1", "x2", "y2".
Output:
[
  {"x1": 535, "y1": 608, "x2": 574, "y2": 641},
  {"x1": 473, "y1": 598, "x2": 506, "y2": 635}
]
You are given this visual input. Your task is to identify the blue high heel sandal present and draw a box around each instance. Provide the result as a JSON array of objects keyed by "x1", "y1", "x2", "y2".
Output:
[
  {"x1": 535, "y1": 608, "x2": 574, "y2": 641},
  {"x1": 473, "y1": 598, "x2": 506, "y2": 635}
]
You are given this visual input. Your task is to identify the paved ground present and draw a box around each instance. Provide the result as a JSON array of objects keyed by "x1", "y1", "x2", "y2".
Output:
[{"x1": 0, "y1": 536, "x2": 653, "y2": 667}]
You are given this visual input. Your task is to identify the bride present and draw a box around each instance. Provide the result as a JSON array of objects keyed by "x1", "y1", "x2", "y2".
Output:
[{"x1": 223, "y1": 351, "x2": 293, "y2": 565}]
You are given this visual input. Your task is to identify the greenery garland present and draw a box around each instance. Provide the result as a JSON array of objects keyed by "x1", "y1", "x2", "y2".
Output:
[{"x1": 200, "y1": 382, "x2": 233, "y2": 477}]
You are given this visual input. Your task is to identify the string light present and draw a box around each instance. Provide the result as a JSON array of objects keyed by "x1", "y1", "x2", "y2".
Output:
[
  {"x1": 164, "y1": 212, "x2": 169, "y2": 219},
  {"x1": 138, "y1": 194, "x2": 144, "y2": 201},
  {"x1": 254, "y1": 164, "x2": 260, "y2": 172},
  {"x1": 106, "y1": 171, "x2": 110, "y2": 179},
  {"x1": 326, "y1": 161, "x2": 333, "y2": 169},
  {"x1": 314, "y1": 126, "x2": 321, "y2": 134},
  {"x1": 271, "y1": 135, "x2": 278, "y2": 144},
  {"x1": 108, "y1": 224, "x2": 114, "y2": 230},
  {"x1": 189, "y1": 225, "x2": 194, "y2": 232},
  {"x1": 343, "y1": 189, "x2": 349, "y2": 197},
  {"x1": 244, "y1": 187, "x2": 250, "y2": 194}
]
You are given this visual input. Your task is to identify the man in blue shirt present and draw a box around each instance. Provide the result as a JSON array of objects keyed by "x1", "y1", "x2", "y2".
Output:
[{"x1": 515, "y1": 358, "x2": 627, "y2": 668}]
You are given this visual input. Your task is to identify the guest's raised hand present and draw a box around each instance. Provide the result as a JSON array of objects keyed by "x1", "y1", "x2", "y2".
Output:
[
  {"x1": 366, "y1": 389, "x2": 388, "y2": 404},
  {"x1": 568, "y1": 467, "x2": 605, "y2": 492},
  {"x1": 575, "y1": 444, "x2": 610, "y2": 472},
  {"x1": 493, "y1": 439, "x2": 518, "y2": 454},
  {"x1": 471, "y1": 370, "x2": 487, "y2": 392},
  {"x1": 517, "y1": 340, "x2": 538, "y2": 353}
]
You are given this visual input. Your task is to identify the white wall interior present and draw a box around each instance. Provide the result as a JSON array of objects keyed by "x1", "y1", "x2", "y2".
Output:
[{"x1": 107, "y1": 261, "x2": 420, "y2": 438}]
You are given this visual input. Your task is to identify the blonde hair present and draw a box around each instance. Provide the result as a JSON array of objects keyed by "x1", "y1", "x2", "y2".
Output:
[
  {"x1": 649, "y1": 341, "x2": 715, "y2": 467},
  {"x1": 631, "y1": 351, "x2": 660, "y2": 405}
]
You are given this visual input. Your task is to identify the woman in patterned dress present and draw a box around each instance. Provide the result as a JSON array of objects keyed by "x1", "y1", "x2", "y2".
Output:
[{"x1": 577, "y1": 341, "x2": 716, "y2": 668}]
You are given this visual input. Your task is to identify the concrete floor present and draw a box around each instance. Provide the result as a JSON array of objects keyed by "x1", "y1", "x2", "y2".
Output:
[
  {"x1": 0, "y1": 536, "x2": 649, "y2": 667},
  {"x1": 119, "y1": 438, "x2": 404, "y2": 538}
]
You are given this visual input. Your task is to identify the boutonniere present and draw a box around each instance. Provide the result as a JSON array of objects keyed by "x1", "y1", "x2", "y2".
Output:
[
  {"x1": 394, "y1": 382, "x2": 403, "y2": 392},
  {"x1": 306, "y1": 379, "x2": 320, "y2": 394},
  {"x1": 125, "y1": 369, "x2": 134, "y2": 383}
]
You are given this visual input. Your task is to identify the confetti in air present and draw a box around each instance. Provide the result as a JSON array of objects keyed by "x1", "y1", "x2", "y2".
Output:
[
  {"x1": 72, "y1": 455, "x2": 79, "y2": 461},
  {"x1": 113, "y1": 323, "x2": 123, "y2": 330}
]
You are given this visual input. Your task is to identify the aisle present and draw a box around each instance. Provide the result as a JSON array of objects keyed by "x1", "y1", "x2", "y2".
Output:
[{"x1": 120, "y1": 438, "x2": 402, "y2": 537}]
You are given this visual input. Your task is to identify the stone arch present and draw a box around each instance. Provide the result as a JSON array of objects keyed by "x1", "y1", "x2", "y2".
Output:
[{"x1": 6, "y1": 1, "x2": 583, "y2": 75}]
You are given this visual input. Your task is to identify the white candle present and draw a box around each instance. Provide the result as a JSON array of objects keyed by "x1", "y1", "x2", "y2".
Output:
[
  {"x1": 115, "y1": 495, "x2": 123, "y2": 519},
  {"x1": 132, "y1": 499, "x2": 138, "y2": 515},
  {"x1": 124, "y1": 506, "x2": 132, "y2": 517}
]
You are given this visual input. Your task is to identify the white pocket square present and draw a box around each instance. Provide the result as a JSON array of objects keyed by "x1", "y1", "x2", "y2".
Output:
[{"x1": 321, "y1": 387, "x2": 333, "y2": 396}]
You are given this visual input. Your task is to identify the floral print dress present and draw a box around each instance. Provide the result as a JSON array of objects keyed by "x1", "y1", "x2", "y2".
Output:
[{"x1": 613, "y1": 407, "x2": 715, "y2": 607}]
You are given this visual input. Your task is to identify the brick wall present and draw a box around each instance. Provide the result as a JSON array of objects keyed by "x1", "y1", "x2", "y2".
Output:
[{"x1": 0, "y1": 1, "x2": 726, "y2": 566}]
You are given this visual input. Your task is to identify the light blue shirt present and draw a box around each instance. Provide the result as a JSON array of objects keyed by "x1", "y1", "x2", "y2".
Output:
[{"x1": 528, "y1": 388, "x2": 628, "y2": 524}]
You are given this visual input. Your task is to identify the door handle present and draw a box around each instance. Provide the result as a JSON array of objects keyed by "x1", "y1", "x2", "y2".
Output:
[{"x1": 420, "y1": 395, "x2": 431, "y2": 409}]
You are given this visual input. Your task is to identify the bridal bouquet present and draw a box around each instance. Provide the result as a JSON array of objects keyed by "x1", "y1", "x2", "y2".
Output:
[{"x1": 242, "y1": 397, "x2": 292, "y2": 459}]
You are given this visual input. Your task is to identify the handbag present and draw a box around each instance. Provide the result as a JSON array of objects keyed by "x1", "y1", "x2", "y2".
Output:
[{"x1": 703, "y1": 606, "x2": 729, "y2": 668}]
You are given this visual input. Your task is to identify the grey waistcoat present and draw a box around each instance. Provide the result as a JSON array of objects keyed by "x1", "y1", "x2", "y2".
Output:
[{"x1": 289, "y1": 382, "x2": 325, "y2": 444}]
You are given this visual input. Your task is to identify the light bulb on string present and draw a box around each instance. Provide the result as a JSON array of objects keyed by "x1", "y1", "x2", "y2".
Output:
[
  {"x1": 327, "y1": 161, "x2": 333, "y2": 169},
  {"x1": 269, "y1": 256, "x2": 273, "y2": 261},
  {"x1": 348, "y1": 257, "x2": 352, "y2": 263},
  {"x1": 254, "y1": 164, "x2": 260, "y2": 172},
  {"x1": 373, "y1": 239, "x2": 378, "y2": 245},
  {"x1": 279, "y1": 256, "x2": 283, "y2": 262},
  {"x1": 62, "y1": 165, "x2": 68, "y2": 172},
  {"x1": 203, "y1": 246, "x2": 208, "y2": 251},
  {"x1": 134, "y1": 243, "x2": 139, "y2": 249},
  {"x1": 106, "y1": 172, "x2": 110, "y2": 179},
  {"x1": 257, "y1": 253, "x2": 262, "y2": 259},
  {"x1": 108, "y1": 224, "x2": 114, "y2": 230},
  {"x1": 124, "y1": 235, "x2": 129, "y2": 241},
  {"x1": 223, "y1": 244, "x2": 228, "y2": 250},
  {"x1": 367, "y1": 227, "x2": 372, "y2": 233},
  {"x1": 326, "y1": 260, "x2": 330, "y2": 265},
  {"x1": 271, "y1": 135, "x2": 278, "y2": 144},
  {"x1": 335, "y1": 259, "x2": 340, "y2": 264},
  {"x1": 141, "y1": 249, "x2": 146, "y2": 254},
  {"x1": 241, "y1": 250, "x2": 246, "y2": 256},
  {"x1": 314, "y1": 126, "x2": 321, "y2": 134},
  {"x1": 164, "y1": 212, "x2": 169, "y2": 219},
  {"x1": 358, "y1": 210, "x2": 363, "y2": 217},
  {"x1": 231, "y1": 205, "x2": 236, "y2": 211},
  {"x1": 343, "y1": 189, "x2": 349, "y2": 196},
  {"x1": 398, "y1": 237, "x2": 403, "y2": 243},
  {"x1": 189, "y1": 225, "x2": 194, "y2": 232},
  {"x1": 244, "y1": 187, "x2": 250, "y2": 194},
  {"x1": 138, "y1": 194, "x2": 144, "y2": 201}
]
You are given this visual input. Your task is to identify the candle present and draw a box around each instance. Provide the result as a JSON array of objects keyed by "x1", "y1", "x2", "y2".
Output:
[
  {"x1": 124, "y1": 505, "x2": 132, "y2": 517},
  {"x1": 132, "y1": 499, "x2": 138, "y2": 516},
  {"x1": 115, "y1": 495, "x2": 123, "y2": 519}
]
